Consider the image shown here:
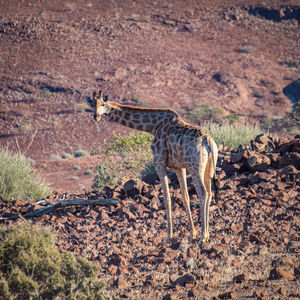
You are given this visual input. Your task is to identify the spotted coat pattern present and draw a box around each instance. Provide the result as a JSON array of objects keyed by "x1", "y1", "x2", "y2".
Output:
[{"x1": 89, "y1": 91, "x2": 218, "y2": 244}]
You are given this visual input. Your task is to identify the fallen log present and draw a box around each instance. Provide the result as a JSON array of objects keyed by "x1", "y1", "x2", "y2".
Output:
[{"x1": 1, "y1": 198, "x2": 118, "y2": 220}]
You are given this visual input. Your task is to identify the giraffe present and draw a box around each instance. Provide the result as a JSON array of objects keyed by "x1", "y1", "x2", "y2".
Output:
[{"x1": 86, "y1": 90, "x2": 219, "y2": 244}]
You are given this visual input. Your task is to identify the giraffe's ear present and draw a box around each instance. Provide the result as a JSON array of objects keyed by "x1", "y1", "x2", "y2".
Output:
[
  {"x1": 99, "y1": 90, "x2": 103, "y2": 101},
  {"x1": 85, "y1": 96, "x2": 94, "y2": 107},
  {"x1": 103, "y1": 94, "x2": 109, "y2": 102}
]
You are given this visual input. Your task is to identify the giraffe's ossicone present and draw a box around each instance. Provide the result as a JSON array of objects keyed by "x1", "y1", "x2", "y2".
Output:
[{"x1": 86, "y1": 90, "x2": 219, "y2": 246}]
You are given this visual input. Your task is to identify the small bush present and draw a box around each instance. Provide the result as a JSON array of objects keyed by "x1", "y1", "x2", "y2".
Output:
[
  {"x1": 51, "y1": 154, "x2": 61, "y2": 160},
  {"x1": 74, "y1": 150, "x2": 90, "y2": 158},
  {"x1": 84, "y1": 170, "x2": 93, "y2": 175},
  {"x1": 107, "y1": 132, "x2": 153, "y2": 154},
  {"x1": 18, "y1": 122, "x2": 33, "y2": 135},
  {"x1": 202, "y1": 121, "x2": 265, "y2": 149},
  {"x1": 92, "y1": 163, "x2": 117, "y2": 190},
  {"x1": 62, "y1": 153, "x2": 73, "y2": 159},
  {"x1": 0, "y1": 222, "x2": 106, "y2": 299},
  {"x1": 0, "y1": 150, "x2": 50, "y2": 201}
]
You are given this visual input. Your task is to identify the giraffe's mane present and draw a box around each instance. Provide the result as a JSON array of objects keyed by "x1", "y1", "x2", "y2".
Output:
[
  {"x1": 108, "y1": 101, "x2": 180, "y2": 116},
  {"x1": 107, "y1": 101, "x2": 207, "y2": 135}
]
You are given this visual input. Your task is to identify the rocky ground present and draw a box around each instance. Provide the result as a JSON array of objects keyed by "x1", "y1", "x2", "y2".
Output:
[
  {"x1": 1, "y1": 134, "x2": 299, "y2": 299},
  {"x1": 0, "y1": 0, "x2": 299, "y2": 298},
  {"x1": 0, "y1": 0, "x2": 299, "y2": 193}
]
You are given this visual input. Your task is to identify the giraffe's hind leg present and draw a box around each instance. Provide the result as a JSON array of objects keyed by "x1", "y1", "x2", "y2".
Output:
[
  {"x1": 189, "y1": 160, "x2": 208, "y2": 244},
  {"x1": 155, "y1": 163, "x2": 173, "y2": 244},
  {"x1": 202, "y1": 157, "x2": 213, "y2": 242},
  {"x1": 175, "y1": 168, "x2": 196, "y2": 240}
]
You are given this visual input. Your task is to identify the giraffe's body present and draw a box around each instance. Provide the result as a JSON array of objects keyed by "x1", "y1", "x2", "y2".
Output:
[{"x1": 87, "y1": 91, "x2": 219, "y2": 244}]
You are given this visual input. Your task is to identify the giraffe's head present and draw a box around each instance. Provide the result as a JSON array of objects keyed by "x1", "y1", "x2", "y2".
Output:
[{"x1": 86, "y1": 90, "x2": 109, "y2": 121}]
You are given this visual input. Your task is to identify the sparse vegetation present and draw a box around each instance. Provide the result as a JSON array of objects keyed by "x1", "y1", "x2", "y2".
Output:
[
  {"x1": 188, "y1": 102, "x2": 225, "y2": 122},
  {"x1": 84, "y1": 170, "x2": 93, "y2": 175},
  {"x1": 39, "y1": 87, "x2": 50, "y2": 99},
  {"x1": 107, "y1": 132, "x2": 152, "y2": 154},
  {"x1": 73, "y1": 165, "x2": 81, "y2": 170},
  {"x1": 202, "y1": 121, "x2": 265, "y2": 149},
  {"x1": 62, "y1": 153, "x2": 73, "y2": 159},
  {"x1": 74, "y1": 150, "x2": 90, "y2": 158},
  {"x1": 0, "y1": 150, "x2": 50, "y2": 202},
  {"x1": 18, "y1": 122, "x2": 33, "y2": 135},
  {"x1": 38, "y1": 87, "x2": 50, "y2": 99},
  {"x1": 226, "y1": 113, "x2": 240, "y2": 124},
  {"x1": 92, "y1": 163, "x2": 117, "y2": 190},
  {"x1": 0, "y1": 222, "x2": 105, "y2": 299},
  {"x1": 93, "y1": 132, "x2": 154, "y2": 189},
  {"x1": 131, "y1": 96, "x2": 143, "y2": 104},
  {"x1": 50, "y1": 154, "x2": 61, "y2": 160}
]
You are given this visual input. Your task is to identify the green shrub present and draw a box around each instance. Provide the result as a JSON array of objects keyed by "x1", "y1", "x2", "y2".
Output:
[
  {"x1": 18, "y1": 122, "x2": 33, "y2": 135},
  {"x1": 107, "y1": 132, "x2": 153, "y2": 154},
  {"x1": 62, "y1": 153, "x2": 73, "y2": 159},
  {"x1": 202, "y1": 121, "x2": 265, "y2": 149},
  {"x1": 74, "y1": 150, "x2": 90, "y2": 158},
  {"x1": 84, "y1": 170, "x2": 93, "y2": 175},
  {"x1": 0, "y1": 222, "x2": 106, "y2": 299},
  {"x1": 188, "y1": 102, "x2": 225, "y2": 122},
  {"x1": 92, "y1": 163, "x2": 117, "y2": 190},
  {"x1": 0, "y1": 150, "x2": 50, "y2": 202}
]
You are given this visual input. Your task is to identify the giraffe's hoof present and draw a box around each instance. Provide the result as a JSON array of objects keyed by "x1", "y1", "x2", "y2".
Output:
[
  {"x1": 166, "y1": 236, "x2": 173, "y2": 245},
  {"x1": 190, "y1": 231, "x2": 197, "y2": 241},
  {"x1": 200, "y1": 234, "x2": 209, "y2": 243}
]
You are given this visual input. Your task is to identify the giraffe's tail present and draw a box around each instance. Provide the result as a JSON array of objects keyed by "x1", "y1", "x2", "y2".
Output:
[{"x1": 212, "y1": 173, "x2": 220, "y2": 203}]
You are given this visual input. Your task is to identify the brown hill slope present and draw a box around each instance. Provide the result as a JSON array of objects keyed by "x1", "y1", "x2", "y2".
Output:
[{"x1": 0, "y1": 1, "x2": 299, "y2": 195}]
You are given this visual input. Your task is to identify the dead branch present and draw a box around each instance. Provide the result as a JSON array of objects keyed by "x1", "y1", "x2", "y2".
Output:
[{"x1": 1, "y1": 198, "x2": 118, "y2": 220}]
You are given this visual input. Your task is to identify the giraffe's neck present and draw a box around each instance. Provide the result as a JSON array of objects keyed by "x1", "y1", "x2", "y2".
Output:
[{"x1": 106, "y1": 102, "x2": 179, "y2": 134}]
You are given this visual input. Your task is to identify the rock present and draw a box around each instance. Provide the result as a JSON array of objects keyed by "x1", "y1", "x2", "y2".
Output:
[
  {"x1": 218, "y1": 291, "x2": 237, "y2": 299},
  {"x1": 269, "y1": 267, "x2": 295, "y2": 280},
  {"x1": 278, "y1": 152, "x2": 300, "y2": 169},
  {"x1": 119, "y1": 207, "x2": 135, "y2": 220},
  {"x1": 233, "y1": 273, "x2": 249, "y2": 283},
  {"x1": 248, "y1": 173, "x2": 261, "y2": 185},
  {"x1": 230, "y1": 151, "x2": 245, "y2": 163},
  {"x1": 245, "y1": 153, "x2": 271, "y2": 172},
  {"x1": 230, "y1": 224, "x2": 243, "y2": 232},
  {"x1": 116, "y1": 276, "x2": 129, "y2": 289},
  {"x1": 254, "y1": 290, "x2": 269, "y2": 298},
  {"x1": 162, "y1": 293, "x2": 179, "y2": 300},
  {"x1": 149, "y1": 197, "x2": 160, "y2": 210},
  {"x1": 169, "y1": 274, "x2": 180, "y2": 284},
  {"x1": 174, "y1": 273, "x2": 196, "y2": 286},
  {"x1": 278, "y1": 137, "x2": 300, "y2": 154},
  {"x1": 278, "y1": 287, "x2": 287, "y2": 296},
  {"x1": 123, "y1": 179, "x2": 142, "y2": 196},
  {"x1": 108, "y1": 264, "x2": 118, "y2": 275},
  {"x1": 185, "y1": 258, "x2": 195, "y2": 268},
  {"x1": 281, "y1": 165, "x2": 299, "y2": 176},
  {"x1": 258, "y1": 169, "x2": 277, "y2": 181},
  {"x1": 251, "y1": 141, "x2": 266, "y2": 152},
  {"x1": 254, "y1": 134, "x2": 272, "y2": 146},
  {"x1": 276, "y1": 135, "x2": 294, "y2": 148}
]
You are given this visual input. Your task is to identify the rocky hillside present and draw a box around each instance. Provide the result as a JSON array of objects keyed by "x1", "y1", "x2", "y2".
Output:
[{"x1": 1, "y1": 134, "x2": 299, "y2": 299}]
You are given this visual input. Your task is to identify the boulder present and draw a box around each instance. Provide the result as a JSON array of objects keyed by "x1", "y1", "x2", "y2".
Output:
[
  {"x1": 245, "y1": 153, "x2": 271, "y2": 172},
  {"x1": 123, "y1": 179, "x2": 143, "y2": 196},
  {"x1": 278, "y1": 152, "x2": 300, "y2": 169}
]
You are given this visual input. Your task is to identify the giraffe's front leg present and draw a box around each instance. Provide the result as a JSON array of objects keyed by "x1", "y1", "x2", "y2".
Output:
[
  {"x1": 175, "y1": 168, "x2": 197, "y2": 241},
  {"x1": 155, "y1": 165, "x2": 173, "y2": 244}
]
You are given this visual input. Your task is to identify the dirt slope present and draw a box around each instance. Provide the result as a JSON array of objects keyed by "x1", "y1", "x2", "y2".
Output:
[{"x1": 0, "y1": 0, "x2": 299, "y2": 192}]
